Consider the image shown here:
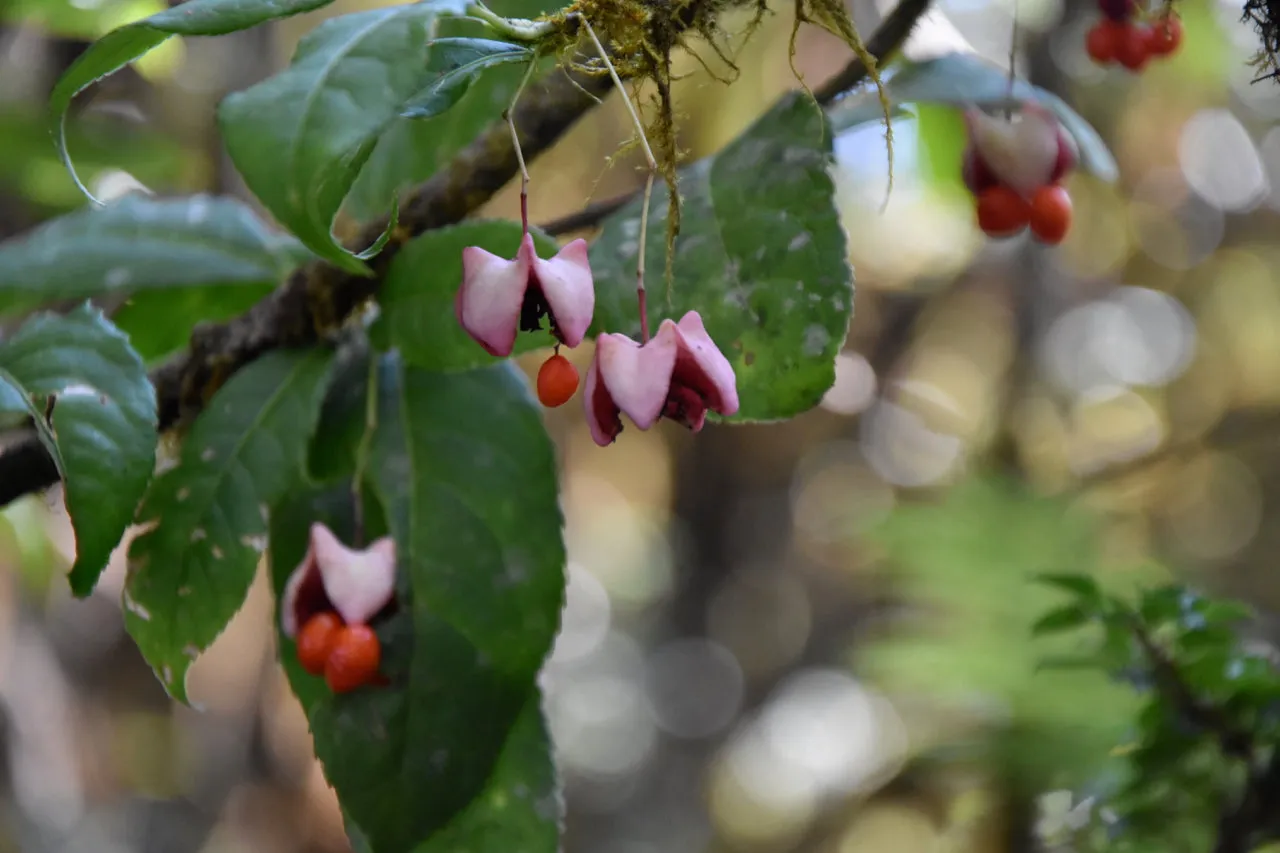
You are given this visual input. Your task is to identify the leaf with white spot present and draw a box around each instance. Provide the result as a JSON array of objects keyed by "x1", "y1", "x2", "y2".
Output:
[
  {"x1": 125, "y1": 347, "x2": 335, "y2": 702},
  {"x1": 0, "y1": 304, "x2": 156, "y2": 596},
  {"x1": 0, "y1": 195, "x2": 311, "y2": 314},
  {"x1": 588, "y1": 92, "x2": 854, "y2": 421},
  {"x1": 271, "y1": 354, "x2": 565, "y2": 853}
]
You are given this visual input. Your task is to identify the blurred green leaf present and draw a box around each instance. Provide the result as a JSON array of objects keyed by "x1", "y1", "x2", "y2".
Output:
[
  {"x1": 0, "y1": 304, "x2": 155, "y2": 597},
  {"x1": 370, "y1": 221, "x2": 559, "y2": 369},
  {"x1": 0, "y1": 107, "x2": 184, "y2": 213},
  {"x1": 1032, "y1": 603, "x2": 1093, "y2": 636},
  {"x1": 589, "y1": 91, "x2": 854, "y2": 421},
  {"x1": 125, "y1": 348, "x2": 335, "y2": 703},
  {"x1": 1139, "y1": 587, "x2": 1185, "y2": 627},
  {"x1": 828, "y1": 52, "x2": 1118, "y2": 182},
  {"x1": 218, "y1": 0, "x2": 468, "y2": 272},
  {"x1": 0, "y1": 194, "x2": 309, "y2": 314},
  {"x1": 1196, "y1": 599, "x2": 1255, "y2": 629},
  {"x1": 50, "y1": 0, "x2": 341, "y2": 199},
  {"x1": 1036, "y1": 572, "x2": 1104, "y2": 604},
  {"x1": 4, "y1": 0, "x2": 164, "y2": 39},
  {"x1": 861, "y1": 476, "x2": 1148, "y2": 788}
]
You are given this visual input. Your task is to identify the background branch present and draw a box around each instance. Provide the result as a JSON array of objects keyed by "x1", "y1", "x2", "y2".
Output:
[{"x1": 0, "y1": 0, "x2": 933, "y2": 509}]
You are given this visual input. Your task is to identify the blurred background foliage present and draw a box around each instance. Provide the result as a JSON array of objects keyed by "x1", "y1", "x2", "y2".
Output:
[{"x1": 3, "y1": 0, "x2": 1280, "y2": 851}]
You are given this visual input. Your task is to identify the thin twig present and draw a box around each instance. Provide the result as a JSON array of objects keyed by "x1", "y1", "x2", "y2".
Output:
[
  {"x1": 582, "y1": 17, "x2": 655, "y2": 344},
  {"x1": 506, "y1": 57, "x2": 539, "y2": 233}
]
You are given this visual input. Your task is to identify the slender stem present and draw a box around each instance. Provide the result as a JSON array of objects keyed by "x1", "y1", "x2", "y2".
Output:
[
  {"x1": 464, "y1": 1, "x2": 557, "y2": 42},
  {"x1": 636, "y1": 173, "x2": 653, "y2": 342},
  {"x1": 582, "y1": 16, "x2": 656, "y2": 344},
  {"x1": 1005, "y1": 0, "x2": 1018, "y2": 120},
  {"x1": 351, "y1": 352, "x2": 379, "y2": 548},
  {"x1": 505, "y1": 59, "x2": 539, "y2": 234}
]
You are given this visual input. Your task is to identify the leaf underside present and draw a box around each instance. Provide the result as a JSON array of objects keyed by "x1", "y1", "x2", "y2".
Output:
[{"x1": 0, "y1": 304, "x2": 156, "y2": 597}]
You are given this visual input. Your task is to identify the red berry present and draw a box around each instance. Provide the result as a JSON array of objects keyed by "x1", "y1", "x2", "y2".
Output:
[
  {"x1": 296, "y1": 611, "x2": 343, "y2": 676},
  {"x1": 1116, "y1": 23, "x2": 1151, "y2": 71},
  {"x1": 976, "y1": 186, "x2": 1031, "y2": 239},
  {"x1": 1029, "y1": 185, "x2": 1073, "y2": 245},
  {"x1": 1086, "y1": 20, "x2": 1125, "y2": 65},
  {"x1": 1146, "y1": 15, "x2": 1182, "y2": 57},
  {"x1": 325, "y1": 624, "x2": 382, "y2": 694},
  {"x1": 536, "y1": 353, "x2": 579, "y2": 408}
]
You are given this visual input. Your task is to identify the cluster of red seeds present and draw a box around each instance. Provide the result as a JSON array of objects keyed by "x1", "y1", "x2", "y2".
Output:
[
  {"x1": 296, "y1": 611, "x2": 383, "y2": 693},
  {"x1": 1086, "y1": 0, "x2": 1183, "y2": 71},
  {"x1": 973, "y1": 184, "x2": 1073, "y2": 244},
  {"x1": 966, "y1": 156, "x2": 1074, "y2": 245}
]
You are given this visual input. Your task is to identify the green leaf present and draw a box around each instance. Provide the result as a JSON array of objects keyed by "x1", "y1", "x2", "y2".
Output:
[
  {"x1": 124, "y1": 348, "x2": 335, "y2": 703},
  {"x1": 1193, "y1": 599, "x2": 1254, "y2": 629},
  {"x1": 1034, "y1": 572, "x2": 1103, "y2": 603},
  {"x1": 0, "y1": 195, "x2": 310, "y2": 313},
  {"x1": 400, "y1": 38, "x2": 534, "y2": 120},
  {"x1": 111, "y1": 284, "x2": 275, "y2": 365},
  {"x1": 343, "y1": 0, "x2": 557, "y2": 222},
  {"x1": 341, "y1": 696, "x2": 560, "y2": 853},
  {"x1": 0, "y1": 304, "x2": 156, "y2": 597},
  {"x1": 1032, "y1": 603, "x2": 1092, "y2": 636},
  {"x1": 414, "y1": 695, "x2": 561, "y2": 851},
  {"x1": 217, "y1": 0, "x2": 467, "y2": 273},
  {"x1": 296, "y1": 354, "x2": 565, "y2": 853},
  {"x1": 370, "y1": 221, "x2": 560, "y2": 369},
  {"x1": 827, "y1": 52, "x2": 1118, "y2": 183},
  {"x1": 50, "y1": 0, "x2": 341, "y2": 200},
  {"x1": 589, "y1": 92, "x2": 854, "y2": 421},
  {"x1": 1139, "y1": 586, "x2": 1185, "y2": 626}
]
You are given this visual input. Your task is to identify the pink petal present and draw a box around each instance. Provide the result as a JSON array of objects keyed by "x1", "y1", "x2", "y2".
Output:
[
  {"x1": 1049, "y1": 125, "x2": 1078, "y2": 184},
  {"x1": 964, "y1": 106, "x2": 1063, "y2": 198},
  {"x1": 596, "y1": 330, "x2": 677, "y2": 431},
  {"x1": 310, "y1": 524, "x2": 398, "y2": 627},
  {"x1": 528, "y1": 236, "x2": 595, "y2": 348},
  {"x1": 670, "y1": 311, "x2": 740, "y2": 417},
  {"x1": 280, "y1": 538, "x2": 327, "y2": 639},
  {"x1": 583, "y1": 348, "x2": 623, "y2": 446},
  {"x1": 457, "y1": 244, "x2": 531, "y2": 357}
]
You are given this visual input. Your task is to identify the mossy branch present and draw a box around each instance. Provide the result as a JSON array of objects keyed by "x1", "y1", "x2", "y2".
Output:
[{"x1": 0, "y1": 0, "x2": 933, "y2": 509}]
